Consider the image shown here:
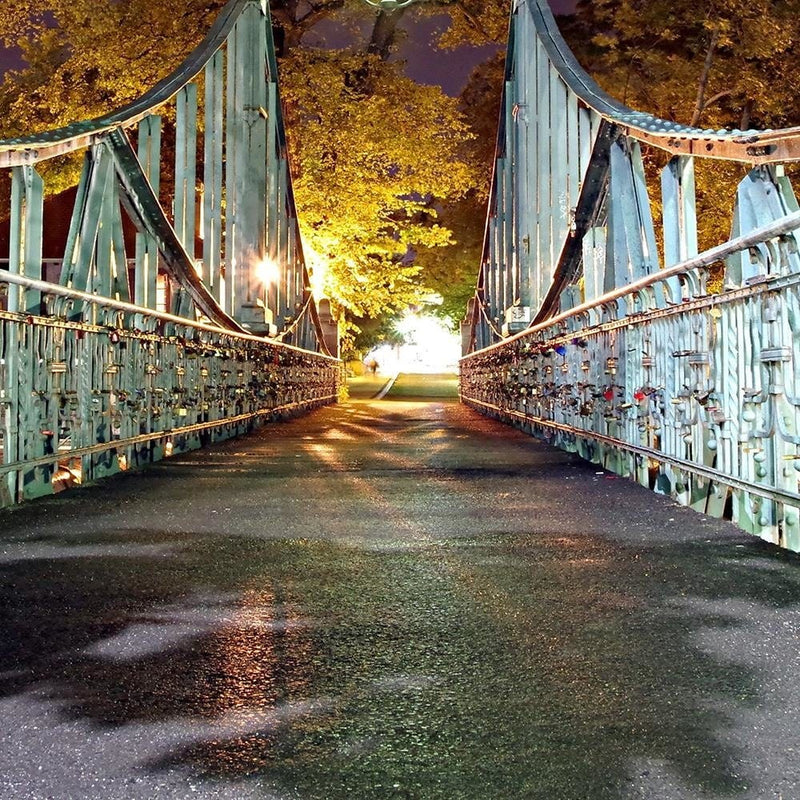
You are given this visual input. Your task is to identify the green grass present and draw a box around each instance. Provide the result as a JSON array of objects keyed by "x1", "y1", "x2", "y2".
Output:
[
  {"x1": 347, "y1": 372, "x2": 459, "y2": 400},
  {"x1": 384, "y1": 372, "x2": 459, "y2": 400},
  {"x1": 346, "y1": 374, "x2": 394, "y2": 399}
]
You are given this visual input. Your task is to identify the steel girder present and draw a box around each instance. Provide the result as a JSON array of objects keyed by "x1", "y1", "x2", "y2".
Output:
[
  {"x1": 462, "y1": 0, "x2": 800, "y2": 551},
  {"x1": 0, "y1": 0, "x2": 341, "y2": 506}
]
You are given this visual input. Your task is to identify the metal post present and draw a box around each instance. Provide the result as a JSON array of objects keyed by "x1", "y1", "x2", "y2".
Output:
[
  {"x1": 135, "y1": 115, "x2": 161, "y2": 308},
  {"x1": 203, "y1": 51, "x2": 224, "y2": 301},
  {"x1": 9, "y1": 165, "x2": 44, "y2": 315}
]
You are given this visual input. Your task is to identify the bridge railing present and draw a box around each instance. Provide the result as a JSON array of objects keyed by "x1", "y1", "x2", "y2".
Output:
[
  {"x1": 461, "y1": 0, "x2": 800, "y2": 551},
  {"x1": 0, "y1": 271, "x2": 340, "y2": 504},
  {"x1": 0, "y1": 0, "x2": 342, "y2": 505}
]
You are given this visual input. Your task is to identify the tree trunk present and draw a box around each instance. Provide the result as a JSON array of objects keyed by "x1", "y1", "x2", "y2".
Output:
[
  {"x1": 367, "y1": 8, "x2": 406, "y2": 60},
  {"x1": 740, "y1": 99, "x2": 753, "y2": 131},
  {"x1": 690, "y1": 27, "x2": 720, "y2": 127}
]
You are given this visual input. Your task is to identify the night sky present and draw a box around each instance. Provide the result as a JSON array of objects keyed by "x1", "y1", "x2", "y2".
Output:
[{"x1": 0, "y1": 0, "x2": 578, "y2": 89}]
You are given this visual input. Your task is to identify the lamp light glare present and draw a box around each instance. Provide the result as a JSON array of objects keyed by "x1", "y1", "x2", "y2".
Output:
[{"x1": 255, "y1": 258, "x2": 281, "y2": 286}]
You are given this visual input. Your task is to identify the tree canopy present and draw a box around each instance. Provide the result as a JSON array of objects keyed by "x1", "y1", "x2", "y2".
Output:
[
  {"x1": 1, "y1": 0, "x2": 797, "y2": 347},
  {"x1": 0, "y1": 0, "x2": 226, "y2": 133},
  {"x1": 561, "y1": 0, "x2": 800, "y2": 250},
  {"x1": 280, "y1": 48, "x2": 477, "y2": 324},
  {"x1": 564, "y1": 0, "x2": 800, "y2": 131},
  {"x1": 0, "y1": 0, "x2": 499, "y2": 349}
]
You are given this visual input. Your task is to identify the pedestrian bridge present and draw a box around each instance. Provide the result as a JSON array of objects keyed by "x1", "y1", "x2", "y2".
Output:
[
  {"x1": 4, "y1": 376, "x2": 799, "y2": 799},
  {"x1": 1, "y1": 0, "x2": 800, "y2": 556},
  {"x1": 3, "y1": 6, "x2": 800, "y2": 795}
]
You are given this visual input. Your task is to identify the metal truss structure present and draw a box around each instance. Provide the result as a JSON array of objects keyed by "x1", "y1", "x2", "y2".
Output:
[
  {"x1": 460, "y1": 0, "x2": 800, "y2": 551},
  {"x1": 0, "y1": 0, "x2": 341, "y2": 506}
]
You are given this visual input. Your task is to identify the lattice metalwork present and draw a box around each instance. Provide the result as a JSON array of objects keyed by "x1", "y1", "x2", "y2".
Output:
[
  {"x1": 461, "y1": 0, "x2": 800, "y2": 551},
  {"x1": 0, "y1": 0, "x2": 341, "y2": 506}
]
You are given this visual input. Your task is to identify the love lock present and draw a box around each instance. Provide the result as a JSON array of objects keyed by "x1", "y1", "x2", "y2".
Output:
[
  {"x1": 695, "y1": 391, "x2": 710, "y2": 405},
  {"x1": 708, "y1": 407, "x2": 726, "y2": 425}
]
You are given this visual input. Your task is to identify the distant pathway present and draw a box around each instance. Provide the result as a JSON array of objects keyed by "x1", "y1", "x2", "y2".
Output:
[{"x1": 1, "y1": 384, "x2": 800, "y2": 799}]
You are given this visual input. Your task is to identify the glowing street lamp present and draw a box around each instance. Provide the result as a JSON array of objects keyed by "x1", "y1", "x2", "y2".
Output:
[
  {"x1": 254, "y1": 257, "x2": 281, "y2": 286},
  {"x1": 362, "y1": 0, "x2": 418, "y2": 8}
]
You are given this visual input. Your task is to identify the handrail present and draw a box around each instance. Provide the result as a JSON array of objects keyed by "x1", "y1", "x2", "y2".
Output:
[
  {"x1": 0, "y1": 269, "x2": 341, "y2": 362},
  {"x1": 463, "y1": 209, "x2": 800, "y2": 358}
]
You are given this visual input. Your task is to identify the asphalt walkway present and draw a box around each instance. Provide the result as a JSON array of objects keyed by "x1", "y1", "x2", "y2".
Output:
[{"x1": 1, "y1": 378, "x2": 799, "y2": 799}]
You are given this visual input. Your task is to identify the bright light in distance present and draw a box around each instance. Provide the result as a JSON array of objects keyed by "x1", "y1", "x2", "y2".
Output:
[
  {"x1": 366, "y1": 313, "x2": 460, "y2": 374},
  {"x1": 255, "y1": 258, "x2": 281, "y2": 286}
]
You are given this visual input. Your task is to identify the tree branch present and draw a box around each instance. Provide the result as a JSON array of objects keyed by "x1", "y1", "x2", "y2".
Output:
[
  {"x1": 366, "y1": 7, "x2": 406, "y2": 60},
  {"x1": 271, "y1": 0, "x2": 346, "y2": 53},
  {"x1": 453, "y1": 1, "x2": 492, "y2": 42},
  {"x1": 690, "y1": 26, "x2": 720, "y2": 127},
  {"x1": 701, "y1": 88, "x2": 734, "y2": 111},
  {"x1": 297, "y1": 0, "x2": 346, "y2": 28}
]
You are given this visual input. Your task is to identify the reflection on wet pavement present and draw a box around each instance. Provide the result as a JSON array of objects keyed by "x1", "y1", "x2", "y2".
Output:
[{"x1": 2, "y1": 399, "x2": 800, "y2": 799}]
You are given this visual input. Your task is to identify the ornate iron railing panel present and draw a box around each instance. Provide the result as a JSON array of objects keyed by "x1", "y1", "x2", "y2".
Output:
[
  {"x1": 462, "y1": 0, "x2": 800, "y2": 550},
  {"x1": 0, "y1": 0, "x2": 341, "y2": 505},
  {"x1": 0, "y1": 272, "x2": 340, "y2": 504}
]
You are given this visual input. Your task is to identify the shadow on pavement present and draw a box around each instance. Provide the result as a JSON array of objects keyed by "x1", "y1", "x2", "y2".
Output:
[{"x1": 1, "y1": 402, "x2": 799, "y2": 799}]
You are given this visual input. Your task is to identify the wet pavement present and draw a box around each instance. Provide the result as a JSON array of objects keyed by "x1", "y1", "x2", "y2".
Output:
[{"x1": 2, "y1": 387, "x2": 800, "y2": 799}]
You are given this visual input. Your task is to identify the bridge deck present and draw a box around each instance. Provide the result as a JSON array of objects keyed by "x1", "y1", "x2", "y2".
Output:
[{"x1": 1, "y1": 378, "x2": 799, "y2": 799}]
